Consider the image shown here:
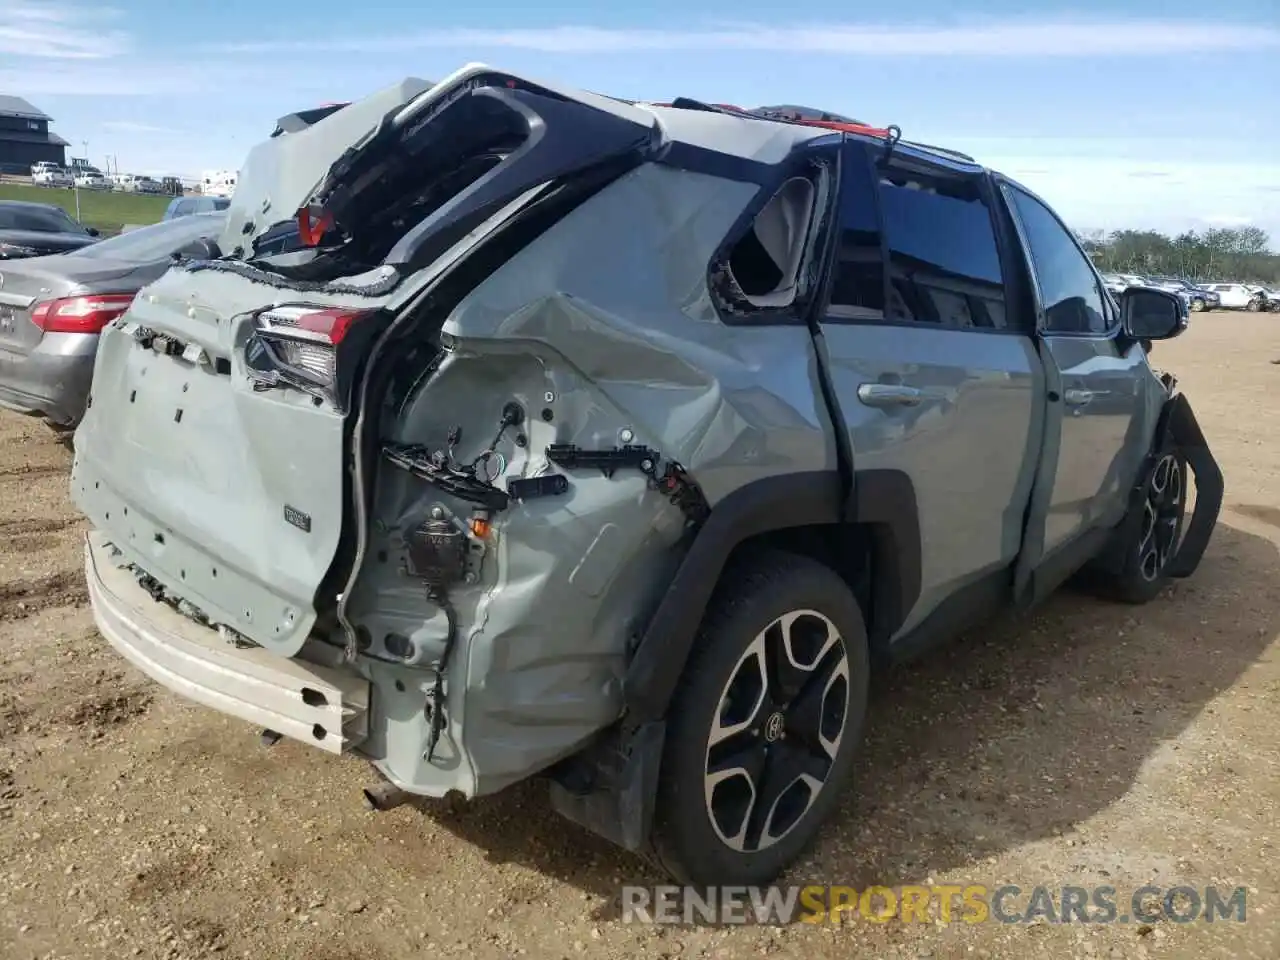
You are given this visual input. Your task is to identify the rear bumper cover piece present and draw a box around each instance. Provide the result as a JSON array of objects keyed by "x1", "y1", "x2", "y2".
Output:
[
  {"x1": 0, "y1": 337, "x2": 96, "y2": 426},
  {"x1": 84, "y1": 531, "x2": 370, "y2": 753}
]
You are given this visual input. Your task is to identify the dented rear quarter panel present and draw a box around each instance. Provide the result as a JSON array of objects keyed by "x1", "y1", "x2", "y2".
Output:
[{"x1": 350, "y1": 162, "x2": 841, "y2": 795}]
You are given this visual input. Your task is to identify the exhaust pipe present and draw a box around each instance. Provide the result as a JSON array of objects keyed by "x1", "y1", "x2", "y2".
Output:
[{"x1": 363, "y1": 780, "x2": 412, "y2": 811}]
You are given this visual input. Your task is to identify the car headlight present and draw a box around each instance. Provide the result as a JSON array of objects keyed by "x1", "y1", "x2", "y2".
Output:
[{"x1": 0, "y1": 242, "x2": 40, "y2": 259}]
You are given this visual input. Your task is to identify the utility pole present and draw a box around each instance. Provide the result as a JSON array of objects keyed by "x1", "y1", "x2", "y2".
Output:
[{"x1": 74, "y1": 138, "x2": 87, "y2": 222}]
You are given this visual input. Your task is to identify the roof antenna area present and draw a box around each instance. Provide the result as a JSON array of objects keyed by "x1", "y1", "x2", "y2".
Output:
[{"x1": 880, "y1": 125, "x2": 903, "y2": 164}]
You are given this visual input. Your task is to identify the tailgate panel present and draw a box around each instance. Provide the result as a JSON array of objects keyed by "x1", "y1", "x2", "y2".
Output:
[{"x1": 71, "y1": 272, "x2": 349, "y2": 656}]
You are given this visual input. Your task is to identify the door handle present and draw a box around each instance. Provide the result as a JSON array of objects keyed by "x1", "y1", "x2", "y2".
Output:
[
  {"x1": 857, "y1": 383, "x2": 924, "y2": 408},
  {"x1": 1063, "y1": 388, "x2": 1094, "y2": 407}
]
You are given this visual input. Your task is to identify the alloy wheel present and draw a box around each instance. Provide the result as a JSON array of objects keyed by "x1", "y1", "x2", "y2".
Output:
[
  {"x1": 1138, "y1": 453, "x2": 1184, "y2": 582},
  {"x1": 703, "y1": 610, "x2": 850, "y2": 853}
]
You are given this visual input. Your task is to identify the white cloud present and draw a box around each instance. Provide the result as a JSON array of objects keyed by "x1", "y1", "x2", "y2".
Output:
[
  {"x1": 0, "y1": 59, "x2": 303, "y2": 97},
  {"x1": 975, "y1": 153, "x2": 1280, "y2": 240},
  {"x1": 101, "y1": 121, "x2": 177, "y2": 134},
  {"x1": 1201, "y1": 214, "x2": 1256, "y2": 227},
  {"x1": 216, "y1": 17, "x2": 1280, "y2": 57},
  {"x1": 0, "y1": 1, "x2": 130, "y2": 59}
]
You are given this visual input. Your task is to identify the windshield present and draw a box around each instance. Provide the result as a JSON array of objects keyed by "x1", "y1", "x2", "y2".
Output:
[
  {"x1": 66, "y1": 213, "x2": 224, "y2": 260},
  {"x1": 0, "y1": 204, "x2": 87, "y2": 234}
]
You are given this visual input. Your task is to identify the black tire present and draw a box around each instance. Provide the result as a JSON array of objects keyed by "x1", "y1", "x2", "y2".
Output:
[
  {"x1": 1246, "y1": 300, "x2": 1261, "y2": 312},
  {"x1": 651, "y1": 549, "x2": 870, "y2": 886},
  {"x1": 1094, "y1": 451, "x2": 1188, "y2": 604},
  {"x1": 1189, "y1": 298, "x2": 1205, "y2": 313}
]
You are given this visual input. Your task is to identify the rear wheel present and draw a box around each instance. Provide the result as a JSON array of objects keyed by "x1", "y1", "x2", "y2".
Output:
[{"x1": 651, "y1": 550, "x2": 870, "y2": 886}]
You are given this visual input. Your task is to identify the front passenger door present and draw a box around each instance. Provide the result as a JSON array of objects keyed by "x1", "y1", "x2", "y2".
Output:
[{"x1": 1001, "y1": 182, "x2": 1150, "y2": 600}]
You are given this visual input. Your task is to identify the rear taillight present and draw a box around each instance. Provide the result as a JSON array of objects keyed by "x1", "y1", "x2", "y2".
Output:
[
  {"x1": 31, "y1": 293, "x2": 136, "y2": 334},
  {"x1": 245, "y1": 304, "x2": 377, "y2": 410}
]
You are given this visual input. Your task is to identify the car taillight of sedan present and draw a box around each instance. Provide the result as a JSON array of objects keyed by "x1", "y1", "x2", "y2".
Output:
[{"x1": 31, "y1": 293, "x2": 136, "y2": 334}]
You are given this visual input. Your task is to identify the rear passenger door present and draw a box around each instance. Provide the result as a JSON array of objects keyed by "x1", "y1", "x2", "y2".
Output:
[
  {"x1": 999, "y1": 180, "x2": 1150, "y2": 600},
  {"x1": 817, "y1": 140, "x2": 1042, "y2": 644}
]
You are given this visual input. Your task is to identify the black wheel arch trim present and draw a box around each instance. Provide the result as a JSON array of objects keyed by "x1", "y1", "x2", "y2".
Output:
[
  {"x1": 848, "y1": 469, "x2": 923, "y2": 650},
  {"x1": 622, "y1": 466, "x2": 922, "y2": 724},
  {"x1": 1091, "y1": 390, "x2": 1222, "y2": 580},
  {"x1": 1162, "y1": 393, "x2": 1222, "y2": 578}
]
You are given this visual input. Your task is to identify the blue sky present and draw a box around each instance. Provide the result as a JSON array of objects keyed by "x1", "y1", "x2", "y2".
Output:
[{"x1": 3, "y1": 0, "x2": 1278, "y2": 242}]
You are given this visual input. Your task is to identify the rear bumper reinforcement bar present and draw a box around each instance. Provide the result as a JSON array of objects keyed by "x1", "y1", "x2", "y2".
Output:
[{"x1": 84, "y1": 531, "x2": 370, "y2": 754}]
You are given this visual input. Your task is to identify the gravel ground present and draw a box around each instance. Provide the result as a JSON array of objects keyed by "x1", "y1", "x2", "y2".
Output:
[{"x1": 0, "y1": 313, "x2": 1276, "y2": 960}]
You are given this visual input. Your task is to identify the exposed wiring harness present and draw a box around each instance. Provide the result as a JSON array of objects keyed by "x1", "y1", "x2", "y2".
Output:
[{"x1": 381, "y1": 403, "x2": 524, "y2": 511}]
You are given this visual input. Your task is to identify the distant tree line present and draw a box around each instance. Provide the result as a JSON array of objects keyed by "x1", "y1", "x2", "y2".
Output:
[{"x1": 1075, "y1": 226, "x2": 1279, "y2": 285}]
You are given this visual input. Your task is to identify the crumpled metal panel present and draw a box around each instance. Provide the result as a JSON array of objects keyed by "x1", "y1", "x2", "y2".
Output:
[{"x1": 350, "y1": 163, "x2": 839, "y2": 796}]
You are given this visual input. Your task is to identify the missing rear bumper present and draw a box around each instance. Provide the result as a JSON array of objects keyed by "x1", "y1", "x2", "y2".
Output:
[{"x1": 84, "y1": 531, "x2": 370, "y2": 753}]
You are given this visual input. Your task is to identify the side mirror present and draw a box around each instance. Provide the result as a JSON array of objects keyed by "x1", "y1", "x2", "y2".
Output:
[
  {"x1": 174, "y1": 237, "x2": 221, "y2": 261},
  {"x1": 1121, "y1": 287, "x2": 1187, "y2": 341},
  {"x1": 86, "y1": 227, "x2": 100, "y2": 237}
]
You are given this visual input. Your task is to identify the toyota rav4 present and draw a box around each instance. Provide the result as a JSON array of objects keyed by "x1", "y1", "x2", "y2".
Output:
[{"x1": 68, "y1": 65, "x2": 1223, "y2": 886}]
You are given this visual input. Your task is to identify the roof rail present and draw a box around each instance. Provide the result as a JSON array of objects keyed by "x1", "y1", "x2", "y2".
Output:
[
  {"x1": 748, "y1": 104, "x2": 870, "y2": 125},
  {"x1": 898, "y1": 139, "x2": 977, "y2": 163}
]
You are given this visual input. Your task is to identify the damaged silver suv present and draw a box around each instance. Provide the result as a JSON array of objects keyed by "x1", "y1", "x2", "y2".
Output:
[{"x1": 69, "y1": 65, "x2": 1223, "y2": 885}]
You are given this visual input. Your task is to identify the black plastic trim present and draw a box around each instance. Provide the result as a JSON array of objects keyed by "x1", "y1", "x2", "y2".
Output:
[
  {"x1": 851, "y1": 468, "x2": 923, "y2": 646},
  {"x1": 623, "y1": 470, "x2": 843, "y2": 723},
  {"x1": 884, "y1": 565, "x2": 1011, "y2": 664},
  {"x1": 658, "y1": 140, "x2": 778, "y2": 185},
  {"x1": 386, "y1": 86, "x2": 658, "y2": 267},
  {"x1": 1163, "y1": 393, "x2": 1223, "y2": 578}
]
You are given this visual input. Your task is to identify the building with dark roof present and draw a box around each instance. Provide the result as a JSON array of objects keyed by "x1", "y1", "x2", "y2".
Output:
[{"x1": 0, "y1": 96, "x2": 70, "y2": 175}]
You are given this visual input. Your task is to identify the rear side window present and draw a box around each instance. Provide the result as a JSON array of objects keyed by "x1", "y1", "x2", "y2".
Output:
[
  {"x1": 877, "y1": 170, "x2": 1006, "y2": 328},
  {"x1": 825, "y1": 144, "x2": 1010, "y2": 330}
]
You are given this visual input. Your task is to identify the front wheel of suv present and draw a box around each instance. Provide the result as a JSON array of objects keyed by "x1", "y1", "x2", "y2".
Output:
[
  {"x1": 1189, "y1": 297, "x2": 1206, "y2": 313},
  {"x1": 651, "y1": 550, "x2": 870, "y2": 886},
  {"x1": 1096, "y1": 451, "x2": 1188, "y2": 604}
]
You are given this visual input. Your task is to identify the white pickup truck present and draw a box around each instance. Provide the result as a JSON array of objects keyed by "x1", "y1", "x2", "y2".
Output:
[{"x1": 30, "y1": 162, "x2": 72, "y2": 188}]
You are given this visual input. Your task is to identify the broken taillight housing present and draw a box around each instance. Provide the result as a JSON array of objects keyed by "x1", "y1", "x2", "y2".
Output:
[
  {"x1": 31, "y1": 293, "x2": 136, "y2": 335},
  {"x1": 244, "y1": 304, "x2": 378, "y2": 411}
]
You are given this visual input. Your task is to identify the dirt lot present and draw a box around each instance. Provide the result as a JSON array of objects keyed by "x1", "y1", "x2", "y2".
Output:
[{"x1": 1, "y1": 313, "x2": 1277, "y2": 960}]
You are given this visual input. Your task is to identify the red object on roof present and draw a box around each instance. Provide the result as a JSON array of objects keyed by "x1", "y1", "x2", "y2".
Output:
[
  {"x1": 648, "y1": 99, "x2": 890, "y2": 138},
  {"x1": 787, "y1": 117, "x2": 891, "y2": 137}
]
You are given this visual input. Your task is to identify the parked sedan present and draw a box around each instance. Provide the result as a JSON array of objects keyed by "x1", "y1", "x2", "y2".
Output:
[
  {"x1": 0, "y1": 200, "x2": 100, "y2": 259},
  {"x1": 1146, "y1": 277, "x2": 1221, "y2": 312},
  {"x1": 0, "y1": 212, "x2": 224, "y2": 429}
]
